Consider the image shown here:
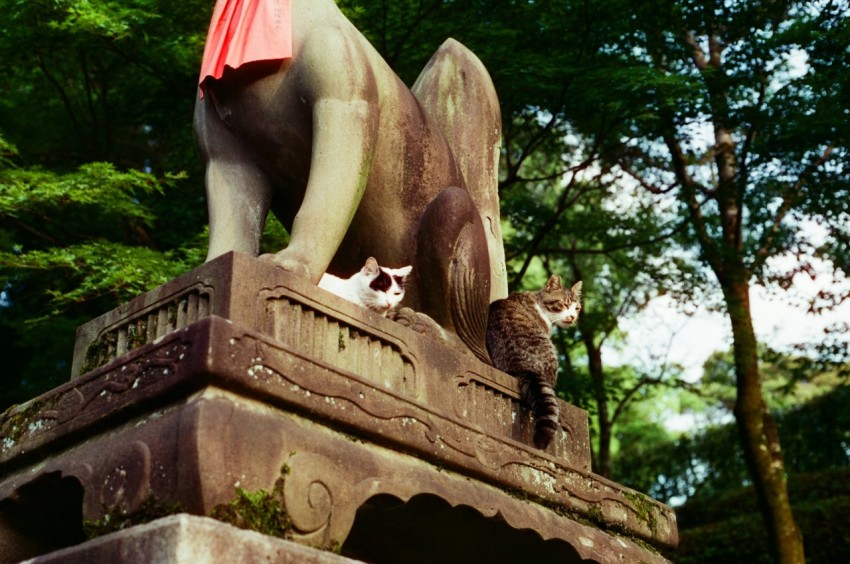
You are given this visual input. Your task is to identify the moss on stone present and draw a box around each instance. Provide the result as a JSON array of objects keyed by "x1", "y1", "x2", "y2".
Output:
[
  {"x1": 210, "y1": 477, "x2": 292, "y2": 540},
  {"x1": 168, "y1": 304, "x2": 179, "y2": 327},
  {"x1": 584, "y1": 502, "x2": 604, "y2": 524},
  {"x1": 209, "y1": 460, "x2": 342, "y2": 554},
  {"x1": 127, "y1": 320, "x2": 148, "y2": 351},
  {"x1": 83, "y1": 495, "x2": 184, "y2": 539},
  {"x1": 498, "y1": 484, "x2": 664, "y2": 556},
  {"x1": 82, "y1": 331, "x2": 117, "y2": 374},
  {"x1": 623, "y1": 490, "x2": 659, "y2": 536},
  {"x1": 1, "y1": 398, "x2": 53, "y2": 446}
]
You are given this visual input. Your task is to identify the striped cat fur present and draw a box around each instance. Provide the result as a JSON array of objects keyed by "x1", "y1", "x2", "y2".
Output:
[{"x1": 486, "y1": 275, "x2": 582, "y2": 449}]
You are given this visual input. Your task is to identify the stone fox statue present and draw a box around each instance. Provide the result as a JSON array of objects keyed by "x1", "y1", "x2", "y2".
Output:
[{"x1": 194, "y1": 0, "x2": 507, "y2": 361}]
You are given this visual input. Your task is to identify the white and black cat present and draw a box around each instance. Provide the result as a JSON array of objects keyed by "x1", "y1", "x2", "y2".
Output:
[
  {"x1": 486, "y1": 276, "x2": 582, "y2": 449},
  {"x1": 319, "y1": 257, "x2": 412, "y2": 317}
]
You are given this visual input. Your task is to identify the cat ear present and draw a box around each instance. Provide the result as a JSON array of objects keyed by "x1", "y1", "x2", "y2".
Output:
[
  {"x1": 545, "y1": 275, "x2": 562, "y2": 290},
  {"x1": 397, "y1": 265, "x2": 413, "y2": 278},
  {"x1": 363, "y1": 257, "x2": 380, "y2": 276},
  {"x1": 571, "y1": 281, "x2": 582, "y2": 298}
]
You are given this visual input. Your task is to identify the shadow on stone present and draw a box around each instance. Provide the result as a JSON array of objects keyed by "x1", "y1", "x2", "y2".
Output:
[
  {"x1": 343, "y1": 493, "x2": 585, "y2": 563},
  {"x1": 0, "y1": 472, "x2": 85, "y2": 561}
]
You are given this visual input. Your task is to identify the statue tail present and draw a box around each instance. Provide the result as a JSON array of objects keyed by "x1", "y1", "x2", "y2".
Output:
[
  {"x1": 517, "y1": 371, "x2": 560, "y2": 449},
  {"x1": 449, "y1": 217, "x2": 490, "y2": 363},
  {"x1": 417, "y1": 186, "x2": 491, "y2": 364},
  {"x1": 412, "y1": 38, "x2": 507, "y2": 303}
]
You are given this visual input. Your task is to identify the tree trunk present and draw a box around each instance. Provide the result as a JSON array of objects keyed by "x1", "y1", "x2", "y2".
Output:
[
  {"x1": 723, "y1": 277, "x2": 805, "y2": 564},
  {"x1": 583, "y1": 332, "x2": 611, "y2": 477}
]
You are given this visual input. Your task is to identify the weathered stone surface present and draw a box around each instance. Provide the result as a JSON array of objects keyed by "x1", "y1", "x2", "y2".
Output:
[
  {"x1": 25, "y1": 514, "x2": 359, "y2": 563},
  {"x1": 411, "y1": 37, "x2": 508, "y2": 302},
  {"x1": 195, "y1": 0, "x2": 506, "y2": 362},
  {"x1": 2, "y1": 253, "x2": 676, "y2": 563},
  {"x1": 68, "y1": 252, "x2": 591, "y2": 465}
]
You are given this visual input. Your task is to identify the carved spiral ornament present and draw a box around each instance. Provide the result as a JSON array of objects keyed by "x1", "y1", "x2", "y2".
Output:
[{"x1": 282, "y1": 452, "x2": 345, "y2": 544}]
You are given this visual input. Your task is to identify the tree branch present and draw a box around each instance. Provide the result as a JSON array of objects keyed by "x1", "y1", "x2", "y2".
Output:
[
  {"x1": 534, "y1": 219, "x2": 688, "y2": 256},
  {"x1": 751, "y1": 143, "x2": 836, "y2": 272},
  {"x1": 35, "y1": 53, "x2": 82, "y2": 141},
  {"x1": 683, "y1": 31, "x2": 709, "y2": 70},
  {"x1": 500, "y1": 112, "x2": 563, "y2": 192},
  {"x1": 8, "y1": 218, "x2": 62, "y2": 247},
  {"x1": 617, "y1": 159, "x2": 678, "y2": 194}
]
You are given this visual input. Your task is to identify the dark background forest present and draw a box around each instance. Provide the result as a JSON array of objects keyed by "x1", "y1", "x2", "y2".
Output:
[{"x1": 1, "y1": 1, "x2": 849, "y2": 562}]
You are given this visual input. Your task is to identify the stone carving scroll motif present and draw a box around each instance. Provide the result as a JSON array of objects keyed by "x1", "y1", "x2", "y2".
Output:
[
  {"x1": 1, "y1": 338, "x2": 190, "y2": 460},
  {"x1": 93, "y1": 440, "x2": 153, "y2": 517},
  {"x1": 281, "y1": 452, "x2": 352, "y2": 547}
]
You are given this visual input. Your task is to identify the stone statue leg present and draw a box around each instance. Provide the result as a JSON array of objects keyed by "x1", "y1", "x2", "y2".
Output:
[
  {"x1": 263, "y1": 98, "x2": 375, "y2": 283},
  {"x1": 263, "y1": 25, "x2": 378, "y2": 284},
  {"x1": 196, "y1": 93, "x2": 274, "y2": 261},
  {"x1": 416, "y1": 186, "x2": 491, "y2": 363}
]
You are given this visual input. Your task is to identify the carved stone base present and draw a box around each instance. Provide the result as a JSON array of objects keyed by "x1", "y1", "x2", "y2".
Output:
[{"x1": 1, "y1": 253, "x2": 676, "y2": 563}]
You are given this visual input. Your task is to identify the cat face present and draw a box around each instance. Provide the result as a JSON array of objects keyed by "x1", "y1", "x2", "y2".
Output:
[
  {"x1": 538, "y1": 276, "x2": 582, "y2": 328},
  {"x1": 358, "y1": 257, "x2": 412, "y2": 315}
]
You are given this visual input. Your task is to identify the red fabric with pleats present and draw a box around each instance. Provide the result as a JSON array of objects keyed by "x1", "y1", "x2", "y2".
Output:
[{"x1": 198, "y1": 0, "x2": 292, "y2": 97}]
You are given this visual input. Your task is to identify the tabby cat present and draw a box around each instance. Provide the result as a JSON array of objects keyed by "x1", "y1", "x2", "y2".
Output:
[
  {"x1": 486, "y1": 276, "x2": 582, "y2": 449},
  {"x1": 318, "y1": 257, "x2": 412, "y2": 317}
]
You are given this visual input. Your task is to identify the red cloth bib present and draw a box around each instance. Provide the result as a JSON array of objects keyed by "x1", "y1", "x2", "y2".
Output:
[{"x1": 199, "y1": 0, "x2": 292, "y2": 97}]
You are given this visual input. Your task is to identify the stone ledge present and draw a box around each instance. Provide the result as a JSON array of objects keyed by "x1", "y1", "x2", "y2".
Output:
[
  {"x1": 1, "y1": 383, "x2": 671, "y2": 563},
  {"x1": 24, "y1": 514, "x2": 360, "y2": 564}
]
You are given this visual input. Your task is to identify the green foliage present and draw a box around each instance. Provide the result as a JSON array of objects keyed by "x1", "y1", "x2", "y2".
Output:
[
  {"x1": 0, "y1": 0, "x2": 211, "y2": 169},
  {"x1": 673, "y1": 468, "x2": 850, "y2": 563},
  {"x1": 0, "y1": 0, "x2": 212, "y2": 410},
  {"x1": 701, "y1": 346, "x2": 848, "y2": 417},
  {"x1": 0, "y1": 144, "x2": 202, "y2": 315},
  {"x1": 0, "y1": 141, "x2": 205, "y2": 409},
  {"x1": 2, "y1": 241, "x2": 196, "y2": 312},
  {"x1": 2, "y1": 160, "x2": 167, "y2": 232},
  {"x1": 615, "y1": 385, "x2": 850, "y2": 505}
]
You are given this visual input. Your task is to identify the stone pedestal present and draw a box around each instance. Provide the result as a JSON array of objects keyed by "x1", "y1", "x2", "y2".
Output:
[{"x1": 1, "y1": 253, "x2": 676, "y2": 563}]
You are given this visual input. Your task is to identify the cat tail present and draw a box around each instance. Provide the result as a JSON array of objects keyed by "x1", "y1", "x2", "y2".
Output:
[{"x1": 518, "y1": 372, "x2": 560, "y2": 449}]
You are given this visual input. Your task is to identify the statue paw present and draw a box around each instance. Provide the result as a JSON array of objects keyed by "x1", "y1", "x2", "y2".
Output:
[
  {"x1": 259, "y1": 251, "x2": 315, "y2": 281},
  {"x1": 388, "y1": 306, "x2": 418, "y2": 328},
  {"x1": 390, "y1": 307, "x2": 469, "y2": 350},
  {"x1": 391, "y1": 308, "x2": 483, "y2": 358}
]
